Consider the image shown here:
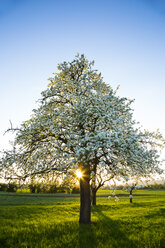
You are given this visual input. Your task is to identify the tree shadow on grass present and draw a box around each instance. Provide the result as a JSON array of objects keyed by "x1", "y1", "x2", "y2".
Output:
[
  {"x1": 0, "y1": 207, "x2": 139, "y2": 248},
  {"x1": 145, "y1": 207, "x2": 165, "y2": 219},
  {"x1": 91, "y1": 205, "x2": 138, "y2": 248},
  {"x1": 79, "y1": 223, "x2": 97, "y2": 248}
]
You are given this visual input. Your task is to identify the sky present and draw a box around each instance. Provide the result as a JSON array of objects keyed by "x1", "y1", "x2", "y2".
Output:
[{"x1": 0, "y1": 0, "x2": 165, "y2": 170}]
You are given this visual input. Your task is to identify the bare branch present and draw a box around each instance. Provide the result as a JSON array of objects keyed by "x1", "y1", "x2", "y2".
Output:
[{"x1": 3, "y1": 120, "x2": 21, "y2": 135}]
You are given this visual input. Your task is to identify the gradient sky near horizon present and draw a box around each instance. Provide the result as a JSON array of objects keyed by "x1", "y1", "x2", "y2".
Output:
[{"x1": 0, "y1": 0, "x2": 165, "y2": 168}]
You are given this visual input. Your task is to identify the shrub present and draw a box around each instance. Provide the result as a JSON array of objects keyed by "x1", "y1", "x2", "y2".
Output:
[
  {"x1": 72, "y1": 186, "x2": 80, "y2": 194},
  {"x1": 0, "y1": 183, "x2": 8, "y2": 192},
  {"x1": 7, "y1": 183, "x2": 17, "y2": 192},
  {"x1": 29, "y1": 184, "x2": 37, "y2": 193},
  {"x1": 48, "y1": 184, "x2": 58, "y2": 193}
]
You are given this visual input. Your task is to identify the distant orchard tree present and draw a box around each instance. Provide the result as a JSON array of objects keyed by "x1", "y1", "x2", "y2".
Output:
[{"x1": 0, "y1": 54, "x2": 164, "y2": 223}]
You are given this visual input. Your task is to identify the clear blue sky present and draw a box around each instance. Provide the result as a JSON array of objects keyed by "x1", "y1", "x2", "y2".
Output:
[{"x1": 0, "y1": 0, "x2": 165, "y2": 168}]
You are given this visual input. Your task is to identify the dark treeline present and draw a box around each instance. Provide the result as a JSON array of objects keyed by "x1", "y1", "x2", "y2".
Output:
[
  {"x1": 0, "y1": 182, "x2": 165, "y2": 194},
  {"x1": 0, "y1": 182, "x2": 80, "y2": 194}
]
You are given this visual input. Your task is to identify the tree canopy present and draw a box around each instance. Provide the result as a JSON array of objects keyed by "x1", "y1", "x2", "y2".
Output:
[{"x1": 0, "y1": 54, "x2": 164, "y2": 223}]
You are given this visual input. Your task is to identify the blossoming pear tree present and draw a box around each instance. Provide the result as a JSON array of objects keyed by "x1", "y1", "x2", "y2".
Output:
[{"x1": 0, "y1": 54, "x2": 164, "y2": 223}]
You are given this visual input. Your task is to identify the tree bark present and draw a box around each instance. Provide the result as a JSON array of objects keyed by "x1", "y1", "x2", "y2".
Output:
[
  {"x1": 130, "y1": 189, "x2": 133, "y2": 203},
  {"x1": 92, "y1": 188, "x2": 96, "y2": 206},
  {"x1": 91, "y1": 160, "x2": 97, "y2": 206},
  {"x1": 79, "y1": 166, "x2": 91, "y2": 224}
]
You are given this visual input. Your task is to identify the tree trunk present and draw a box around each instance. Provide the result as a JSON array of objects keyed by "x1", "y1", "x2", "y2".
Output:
[
  {"x1": 92, "y1": 188, "x2": 96, "y2": 206},
  {"x1": 130, "y1": 189, "x2": 133, "y2": 203},
  {"x1": 91, "y1": 160, "x2": 97, "y2": 206},
  {"x1": 79, "y1": 166, "x2": 91, "y2": 224}
]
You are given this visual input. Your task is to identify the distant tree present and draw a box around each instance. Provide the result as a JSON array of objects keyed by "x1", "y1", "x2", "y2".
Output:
[
  {"x1": 124, "y1": 182, "x2": 137, "y2": 203},
  {"x1": 0, "y1": 54, "x2": 164, "y2": 223}
]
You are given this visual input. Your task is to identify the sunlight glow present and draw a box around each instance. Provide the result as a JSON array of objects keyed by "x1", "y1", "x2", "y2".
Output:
[
  {"x1": 76, "y1": 170, "x2": 82, "y2": 178},
  {"x1": 58, "y1": 178, "x2": 63, "y2": 184}
]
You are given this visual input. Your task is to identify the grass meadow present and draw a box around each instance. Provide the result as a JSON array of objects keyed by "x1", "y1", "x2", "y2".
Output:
[{"x1": 0, "y1": 190, "x2": 164, "y2": 248}]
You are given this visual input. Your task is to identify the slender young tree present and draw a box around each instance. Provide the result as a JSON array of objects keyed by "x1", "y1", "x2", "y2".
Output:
[{"x1": 0, "y1": 54, "x2": 164, "y2": 223}]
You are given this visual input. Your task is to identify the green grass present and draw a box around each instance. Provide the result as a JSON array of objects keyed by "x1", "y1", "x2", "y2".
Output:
[
  {"x1": 0, "y1": 190, "x2": 165, "y2": 248},
  {"x1": 97, "y1": 188, "x2": 165, "y2": 196}
]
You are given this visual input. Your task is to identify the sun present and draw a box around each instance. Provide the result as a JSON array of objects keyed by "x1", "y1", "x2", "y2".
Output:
[{"x1": 76, "y1": 170, "x2": 82, "y2": 178}]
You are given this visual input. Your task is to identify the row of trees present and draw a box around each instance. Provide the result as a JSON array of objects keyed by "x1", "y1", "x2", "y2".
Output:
[
  {"x1": 0, "y1": 54, "x2": 164, "y2": 223},
  {"x1": 0, "y1": 183, "x2": 18, "y2": 192},
  {"x1": 0, "y1": 182, "x2": 80, "y2": 194},
  {"x1": 1, "y1": 181, "x2": 164, "y2": 194}
]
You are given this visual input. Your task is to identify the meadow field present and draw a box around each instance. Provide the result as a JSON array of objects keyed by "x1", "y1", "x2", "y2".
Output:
[{"x1": 0, "y1": 190, "x2": 164, "y2": 248}]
